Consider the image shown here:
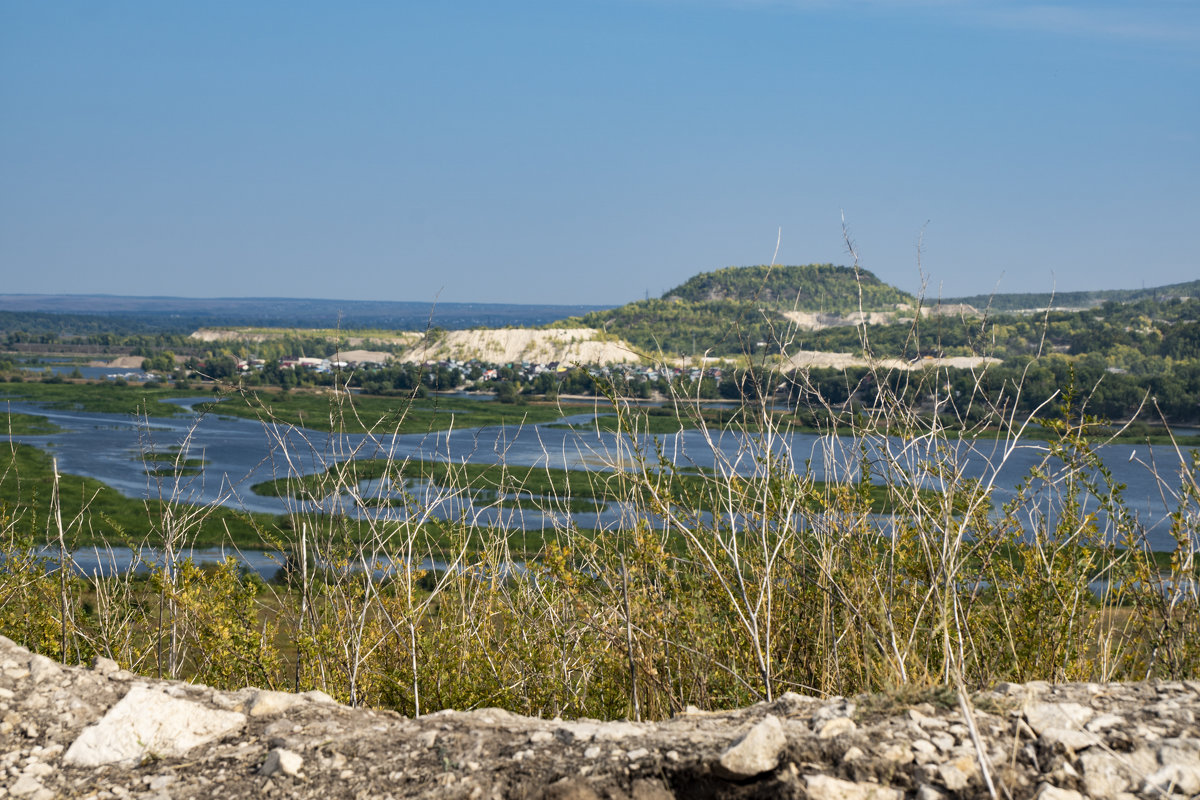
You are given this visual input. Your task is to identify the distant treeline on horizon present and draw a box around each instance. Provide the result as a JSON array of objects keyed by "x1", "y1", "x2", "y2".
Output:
[
  {"x1": 0, "y1": 295, "x2": 613, "y2": 333},
  {"x1": 941, "y1": 278, "x2": 1200, "y2": 312}
]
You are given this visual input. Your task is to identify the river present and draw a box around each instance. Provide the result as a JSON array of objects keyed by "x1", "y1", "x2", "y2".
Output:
[{"x1": 2, "y1": 396, "x2": 1196, "y2": 552}]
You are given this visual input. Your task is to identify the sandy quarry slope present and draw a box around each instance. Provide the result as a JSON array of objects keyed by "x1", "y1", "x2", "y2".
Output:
[
  {"x1": 395, "y1": 328, "x2": 642, "y2": 365},
  {"x1": 783, "y1": 350, "x2": 1001, "y2": 371},
  {"x1": 89, "y1": 356, "x2": 147, "y2": 369},
  {"x1": 191, "y1": 327, "x2": 642, "y2": 365},
  {"x1": 329, "y1": 349, "x2": 394, "y2": 364},
  {"x1": 782, "y1": 304, "x2": 979, "y2": 331}
]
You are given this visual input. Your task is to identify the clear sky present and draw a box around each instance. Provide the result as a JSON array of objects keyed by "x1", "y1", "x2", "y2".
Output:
[{"x1": 1, "y1": 1, "x2": 1196, "y2": 306}]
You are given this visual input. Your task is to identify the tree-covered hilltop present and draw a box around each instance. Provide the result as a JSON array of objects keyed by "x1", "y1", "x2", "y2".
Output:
[
  {"x1": 663, "y1": 264, "x2": 916, "y2": 311},
  {"x1": 556, "y1": 264, "x2": 919, "y2": 357}
]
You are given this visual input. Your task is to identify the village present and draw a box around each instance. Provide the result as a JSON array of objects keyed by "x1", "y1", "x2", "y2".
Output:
[{"x1": 195, "y1": 353, "x2": 735, "y2": 401}]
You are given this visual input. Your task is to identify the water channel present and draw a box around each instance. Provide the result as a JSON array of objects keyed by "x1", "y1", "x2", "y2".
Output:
[{"x1": 3, "y1": 396, "x2": 1196, "y2": 558}]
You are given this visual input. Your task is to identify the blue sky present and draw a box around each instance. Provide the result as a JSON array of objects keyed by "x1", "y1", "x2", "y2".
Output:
[{"x1": 2, "y1": 1, "x2": 1196, "y2": 305}]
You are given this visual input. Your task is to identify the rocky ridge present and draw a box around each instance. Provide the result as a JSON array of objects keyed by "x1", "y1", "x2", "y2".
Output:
[{"x1": 1, "y1": 635, "x2": 1198, "y2": 799}]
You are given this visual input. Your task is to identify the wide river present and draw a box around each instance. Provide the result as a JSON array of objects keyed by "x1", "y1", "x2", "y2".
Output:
[{"x1": 3, "y1": 397, "x2": 1196, "y2": 552}]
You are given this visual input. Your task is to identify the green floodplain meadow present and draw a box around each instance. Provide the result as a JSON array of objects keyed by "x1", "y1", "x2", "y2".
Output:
[{"x1": 0, "y1": 378, "x2": 1189, "y2": 574}]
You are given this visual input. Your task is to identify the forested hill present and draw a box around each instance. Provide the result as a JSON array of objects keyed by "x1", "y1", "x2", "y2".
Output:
[
  {"x1": 663, "y1": 264, "x2": 916, "y2": 311},
  {"x1": 556, "y1": 264, "x2": 918, "y2": 357},
  {"x1": 944, "y1": 278, "x2": 1200, "y2": 312}
]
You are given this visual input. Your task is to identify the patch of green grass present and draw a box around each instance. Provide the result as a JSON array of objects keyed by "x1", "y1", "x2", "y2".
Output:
[
  {"x1": 255, "y1": 458, "x2": 619, "y2": 501},
  {"x1": 145, "y1": 466, "x2": 205, "y2": 478},
  {"x1": 359, "y1": 491, "x2": 602, "y2": 513},
  {"x1": 144, "y1": 456, "x2": 206, "y2": 467},
  {"x1": 138, "y1": 448, "x2": 206, "y2": 468},
  {"x1": 0, "y1": 412, "x2": 63, "y2": 435},
  {"x1": 133, "y1": 446, "x2": 208, "y2": 478},
  {"x1": 0, "y1": 442, "x2": 572, "y2": 558},
  {"x1": 469, "y1": 488, "x2": 603, "y2": 513},
  {"x1": 0, "y1": 442, "x2": 281, "y2": 549},
  {"x1": 499, "y1": 493, "x2": 602, "y2": 512},
  {"x1": 0, "y1": 381, "x2": 192, "y2": 418},
  {"x1": 192, "y1": 390, "x2": 597, "y2": 434}
]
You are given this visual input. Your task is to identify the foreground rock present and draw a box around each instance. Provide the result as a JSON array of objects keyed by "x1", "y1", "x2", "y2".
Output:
[{"x1": 1, "y1": 636, "x2": 1197, "y2": 799}]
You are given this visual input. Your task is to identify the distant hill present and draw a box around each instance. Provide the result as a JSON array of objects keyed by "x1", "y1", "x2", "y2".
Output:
[
  {"x1": 0, "y1": 295, "x2": 611, "y2": 334},
  {"x1": 559, "y1": 264, "x2": 919, "y2": 357},
  {"x1": 664, "y1": 264, "x2": 916, "y2": 311},
  {"x1": 943, "y1": 279, "x2": 1200, "y2": 312}
]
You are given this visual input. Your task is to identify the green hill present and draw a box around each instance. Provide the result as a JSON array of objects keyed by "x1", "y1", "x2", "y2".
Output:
[
  {"x1": 559, "y1": 264, "x2": 1199, "y2": 363},
  {"x1": 663, "y1": 264, "x2": 916, "y2": 311},
  {"x1": 558, "y1": 264, "x2": 916, "y2": 357}
]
